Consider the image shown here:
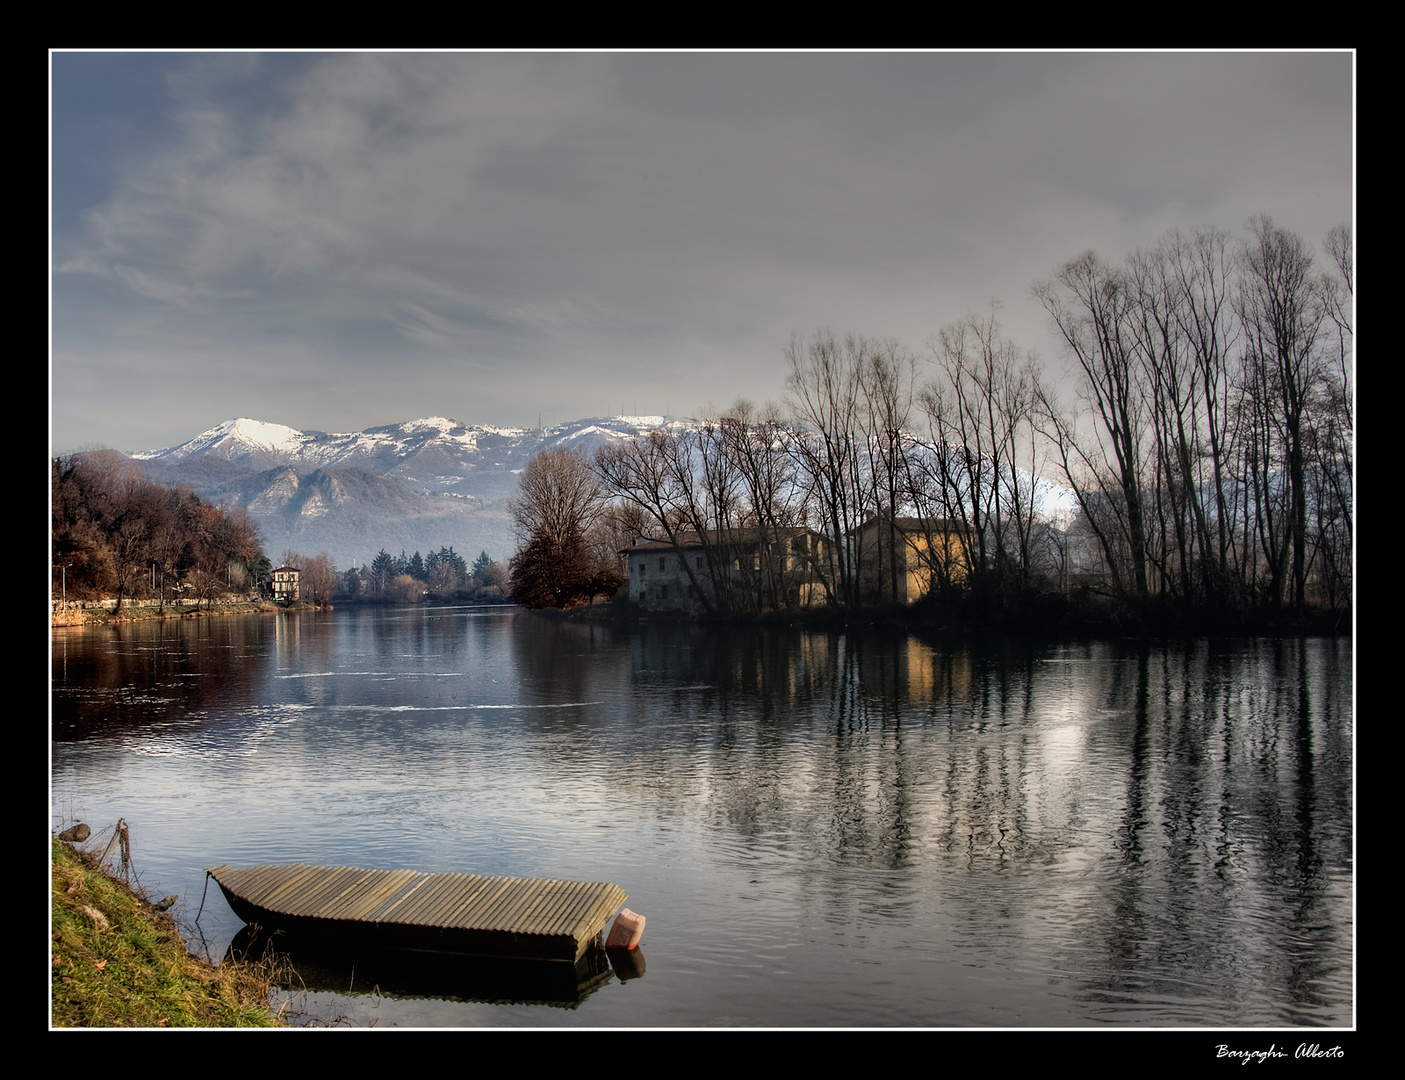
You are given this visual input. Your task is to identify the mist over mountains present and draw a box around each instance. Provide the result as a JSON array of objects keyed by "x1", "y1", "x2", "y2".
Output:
[{"x1": 128, "y1": 416, "x2": 667, "y2": 569}]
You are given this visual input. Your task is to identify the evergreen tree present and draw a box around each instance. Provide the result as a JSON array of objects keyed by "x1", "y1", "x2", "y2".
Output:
[{"x1": 370, "y1": 549, "x2": 396, "y2": 597}]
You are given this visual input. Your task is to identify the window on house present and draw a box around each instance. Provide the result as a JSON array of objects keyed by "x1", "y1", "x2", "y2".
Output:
[{"x1": 659, "y1": 557, "x2": 666, "y2": 571}]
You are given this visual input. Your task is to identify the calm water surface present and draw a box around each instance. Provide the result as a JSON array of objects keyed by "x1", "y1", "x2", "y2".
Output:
[{"x1": 50, "y1": 606, "x2": 1353, "y2": 1027}]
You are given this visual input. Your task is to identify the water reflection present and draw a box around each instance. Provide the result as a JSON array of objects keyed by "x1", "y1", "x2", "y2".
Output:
[
  {"x1": 52, "y1": 609, "x2": 1352, "y2": 1026},
  {"x1": 229, "y1": 925, "x2": 627, "y2": 1007}
]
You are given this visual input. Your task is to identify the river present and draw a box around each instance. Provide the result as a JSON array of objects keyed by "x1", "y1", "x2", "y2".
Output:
[{"x1": 50, "y1": 606, "x2": 1353, "y2": 1028}]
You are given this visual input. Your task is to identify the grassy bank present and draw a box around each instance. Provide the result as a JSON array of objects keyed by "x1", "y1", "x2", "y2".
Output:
[
  {"x1": 52, "y1": 600, "x2": 323, "y2": 627},
  {"x1": 50, "y1": 835, "x2": 286, "y2": 1028}
]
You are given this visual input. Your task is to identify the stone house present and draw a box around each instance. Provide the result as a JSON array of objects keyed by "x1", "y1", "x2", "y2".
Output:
[{"x1": 623, "y1": 528, "x2": 832, "y2": 612}]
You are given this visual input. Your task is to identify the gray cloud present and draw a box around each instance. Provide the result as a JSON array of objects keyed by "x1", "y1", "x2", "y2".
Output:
[{"x1": 52, "y1": 51, "x2": 1352, "y2": 454}]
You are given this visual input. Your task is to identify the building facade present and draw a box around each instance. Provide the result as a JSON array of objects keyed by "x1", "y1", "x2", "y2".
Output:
[
  {"x1": 623, "y1": 529, "x2": 832, "y2": 613},
  {"x1": 855, "y1": 515, "x2": 970, "y2": 605},
  {"x1": 270, "y1": 565, "x2": 300, "y2": 603}
]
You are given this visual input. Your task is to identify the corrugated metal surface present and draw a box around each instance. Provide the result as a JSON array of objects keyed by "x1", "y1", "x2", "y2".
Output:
[{"x1": 208, "y1": 863, "x2": 626, "y2": 959}]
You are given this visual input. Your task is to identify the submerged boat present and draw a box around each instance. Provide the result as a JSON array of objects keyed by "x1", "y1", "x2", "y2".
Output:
[{"x1": 208, "y1": 863, "x2": 627, "y2": 963}]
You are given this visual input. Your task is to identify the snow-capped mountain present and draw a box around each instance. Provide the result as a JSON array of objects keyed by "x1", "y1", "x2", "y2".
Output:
[
  {"x1": 132, "y1": 415, "x2": 660, "y2": 473},
  {"x1": 127, "y1": 414, "x2": 1080, "y2": 574},
  {"x1": 130, "y1": 416, "x2": 669, "y2": 568}
]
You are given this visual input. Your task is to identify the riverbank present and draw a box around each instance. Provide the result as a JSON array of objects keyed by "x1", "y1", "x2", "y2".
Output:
[
  {"x1": 52, "y1": 599, "x2": 323, "y2": 627},
  {"x1": 51, "y1": 833, "x2": 286, "y2": 1027},
  {"x1": 549, "y1": 589, "x2": 1353, "y2": 638}
]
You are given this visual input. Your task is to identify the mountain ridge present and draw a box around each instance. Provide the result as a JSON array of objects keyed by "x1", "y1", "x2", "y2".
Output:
[
  {"x1": 120, "y1": 413, "x2": 1078, "y2": 575},
  {"x1": 126, "y1": 415, "x2": 672, "y2": 568}
]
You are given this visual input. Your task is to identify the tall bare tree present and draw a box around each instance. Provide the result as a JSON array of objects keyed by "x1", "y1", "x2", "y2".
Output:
[
  {"x1": 1163, "y1": 225, "x2": 1241, "y2": 608},
  {"x1": 784, "y1": 330, "x2": 871, "y2": 609},
  {"x1": 720, "y1": 399, "x2": 806, "y2": 611},
  {"x1": 508, "y1": 448, "x2": 619, "y2": 608},
  {"x1": 594, "y1": 428, "x2": 724, "y2": 613},
  {"x1": 1035, "y1": 253, "x2": 1151, "y2": 602},
  {"x1": 1235, "y1": 215, "x2": 1329, "y2": 613},
  {"x1": 509, "y1": 448, "x2": 605, "y2": 548},
  {"x1": 1314, "y1": 224, "x2": 1353, "y2": 606},
  {"x1": 857, "y1": 338, "x2": 916, "y2": 604},
  {"x1": 918, "y1": 308, "x2": 1041, "y2": 602}
]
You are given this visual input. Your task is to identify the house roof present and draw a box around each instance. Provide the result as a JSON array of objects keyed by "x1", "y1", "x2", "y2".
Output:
[
  {"x1": 622, "y1": 527, "x2": 827, "y2": 555},
  {"x1": 856, "y1": 515, "x2": 971, "y2": 535}
]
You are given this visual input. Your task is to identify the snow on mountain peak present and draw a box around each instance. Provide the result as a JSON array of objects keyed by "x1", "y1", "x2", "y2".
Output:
[
  {"x1": 403, "y1": 416, "x2": 459, "y2": 431},
  {"x1": 223, "y1": 418, "x2": 307, "y2": 451},
  {"x1": 129, "y1": 417, "x2": 308, "y2": 461}
]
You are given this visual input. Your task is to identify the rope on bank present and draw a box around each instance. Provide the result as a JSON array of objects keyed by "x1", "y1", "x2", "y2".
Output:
[{"x1": 96, "y1": 818, "x2": 131, "y2": 880}]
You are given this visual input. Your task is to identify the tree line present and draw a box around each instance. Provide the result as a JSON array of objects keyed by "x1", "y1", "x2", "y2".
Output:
[
  {"x1": 508, "y1": 216, "x2": 1351, "y2": 626},
  {"x1": 1032, "y1": 217, "x2": 1352, "y2": 620},
  {"x1": 52, "y1": 449, "x2": 269, "y2": 613},
  {"x1": 340, "y1": 546, "x2": 510, "y2": 603}
]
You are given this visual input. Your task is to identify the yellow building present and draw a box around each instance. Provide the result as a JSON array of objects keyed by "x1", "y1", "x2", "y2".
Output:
[{"x1": 855, "y1": 515, "x2": 970, "y2": 605}]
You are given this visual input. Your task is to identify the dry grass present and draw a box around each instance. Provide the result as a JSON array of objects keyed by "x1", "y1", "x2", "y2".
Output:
[{"x1": 51, "y1": 835, "x2": 287, "y2": 1028}]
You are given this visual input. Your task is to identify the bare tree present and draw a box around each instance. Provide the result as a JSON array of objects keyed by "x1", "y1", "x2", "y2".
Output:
[
  {"x1": 594, "y1": 426, "x2": 728, "y2": 613},
  {"x1": 784, "y1": 330, "x2": 871, "y2": 609},
  {"x1": 856, "y1": 338, "x2": 916, "y2": 604},
  {"x1": 1300, "y1": 224, "x2": 1353, "y2": 608},
  {"x1": 508, "y1": 448, "x2": 619, "y2": 608},
  {"x1": 1127, "y1": 239, "x2": 1208, "y2": 604},
  {"x1": 303, "y1": 552, "x2": 334, "y2": 606},
  {"x1": 1235, "y1": 215, "x2": 1329, "y2": 613},
  {"x1": 1162, "y1": 225, "x2": 1242, "y2": 608},
  {"x1": 719, "y1": 399, "x2": 806, "y2": 611},
  {"x1": 509, "y1": 448, "x2": 604, "y2": 547},
  {"x1": 917, "y1": 307, "x2": 1041, "y2": 603},
  {"x1": 1035, "y1": 253, "x2": 1151, "y2": 602}
]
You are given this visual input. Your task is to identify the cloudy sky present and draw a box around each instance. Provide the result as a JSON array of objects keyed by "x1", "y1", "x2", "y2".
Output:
[{"x1": 50, "y1": 51, "x2": 1353, "y2": 456}]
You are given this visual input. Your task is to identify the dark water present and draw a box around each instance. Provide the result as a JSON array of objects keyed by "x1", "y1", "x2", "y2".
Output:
[{"x1": 50, "y1": 607, "x2": 1353, "y2": 1027}]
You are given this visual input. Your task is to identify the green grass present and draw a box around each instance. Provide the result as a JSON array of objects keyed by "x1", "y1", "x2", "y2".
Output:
[{"x1": 51, "y1": 836, "x2": 287, "y2": 1028}]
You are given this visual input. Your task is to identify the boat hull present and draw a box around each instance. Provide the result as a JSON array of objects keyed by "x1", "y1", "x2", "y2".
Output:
[{"x1": 209, "y1": 864, "x2": 627, "y2": 964}]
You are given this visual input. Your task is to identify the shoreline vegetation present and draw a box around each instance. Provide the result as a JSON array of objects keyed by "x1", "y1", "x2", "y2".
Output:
[
  {"x1": 553, "y1": 588, "x2": 1351, "y2": 638},
  {"x1": 503, "y1": 218, "x2": 1352, "y2": 634},
  {"x1": 51, "y1": 591, "x2": 1349, "y2": 637},
  {"x1": 50, "y1": 830, "x2": 286, "y2": 1028},
  {"x1": 52, "y1": 598, "x2": 323, "y2": 627},
  {"x1": 53, "y1": 221, "x2": 1352, "y2": 643}
]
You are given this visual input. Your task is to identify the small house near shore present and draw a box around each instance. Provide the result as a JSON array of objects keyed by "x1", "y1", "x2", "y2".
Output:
[{"x1": 270, "y1": 565, "x2": 300, "y2": 603}]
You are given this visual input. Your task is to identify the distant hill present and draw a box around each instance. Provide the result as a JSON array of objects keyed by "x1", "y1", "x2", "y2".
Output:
[
  {"x1": 124, "y1": 414, "x2": 1080, "y2": 573},
  {"x1": 129, "y1": 416, "x2": 673, "y2": 569}
]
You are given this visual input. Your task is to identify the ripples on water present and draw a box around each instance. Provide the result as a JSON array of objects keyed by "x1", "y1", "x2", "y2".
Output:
[{"x1": 51, "y1": 608, "x2": 1352, "y2": 1027}]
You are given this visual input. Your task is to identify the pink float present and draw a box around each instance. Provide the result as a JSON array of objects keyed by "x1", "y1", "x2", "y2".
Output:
[{"x1": 606, "y1": 908, "x2": 645, "y2": 949}]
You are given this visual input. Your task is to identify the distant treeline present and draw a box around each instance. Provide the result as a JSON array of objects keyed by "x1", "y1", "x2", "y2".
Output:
[
  {"x1": 514, "y1": 216, "x2": 1352, "y2": 629},
  {"x1": 52, "y1": 450, "x2": 269, "y2": 613},
  {"x1": 340, "y1": 547, "x2": 510, "y2": 603}
]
